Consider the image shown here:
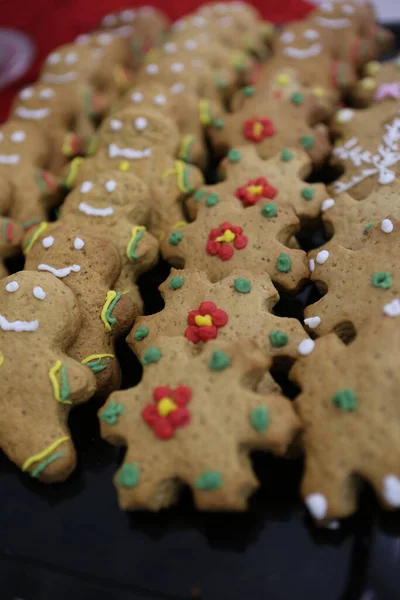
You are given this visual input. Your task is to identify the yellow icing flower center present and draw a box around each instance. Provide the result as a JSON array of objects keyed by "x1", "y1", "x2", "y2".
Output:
[
  {"x1": 276, "y1": 73, "x2": 289, "y2": 86},
  {"x1": 247, "y1": 184, "x2": 263, "y2": 196},
  {"x1": 252, "y1": 122, "x2": 263, "y2": 137},
  {"x1": 195, "y1": 314, "x2": 213, "y2": 327},
  {"x1": 216, "y1": 229, "x2": 236, "y2": 243},
  {"x1": 158, "y1": 397, "x2": 177, "y2": 417}
]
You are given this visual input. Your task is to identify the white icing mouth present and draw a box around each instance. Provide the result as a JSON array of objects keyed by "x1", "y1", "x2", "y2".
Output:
[
  {"x1": 283, "y1": 44, "x2": 322, "y2": 59},
  {"x1": 42, "y1": 72, "x2": 77, "y2": 84},
  {"x1": 0, "y1": 314, "x2": 39, "y2": 332},
  {"x1": 38, "y1": 264, "x2": 81, "y2": 278},
  {"x1": 0, "y1": 154, "x2": 20, "y2": 165},
  {"x1": 108, "y1": 143, "x2": 152, "y2": 159},
  {"x1": 316, "y1": 16, "x2": 350, "y2": 29},
  {"x1": 78, "y1": 202, "x2": 114, "y2": 217},
  {"x1": 15, "y1": 107, "x2": 51, "y2": 120}
]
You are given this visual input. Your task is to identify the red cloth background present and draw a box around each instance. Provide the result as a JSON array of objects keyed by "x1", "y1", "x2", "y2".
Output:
[{"x1": 0, "y1": 0, "x2": 313, "y2": 121}]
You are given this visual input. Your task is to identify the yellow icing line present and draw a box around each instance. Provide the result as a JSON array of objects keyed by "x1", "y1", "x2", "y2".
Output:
[
  {"x1": 24, "y1": 222, "x2": 48, "y2": 255},
  {"x1": 172, "y1": 220, "x2": 187, "y2": 229},
  {"x1": 101, "y1": 290, "x2": 117, "y2": 332},
  {"x1": 126, "y1": 225, "x2": 146, "y2": 260},
  {"x1": 0, "y1": 352, "x2": 3, "y2": 366},
  {"x1": 199, "y1": 99, "x2": 212, "y2": 126},
  {"x1": 22, "y1": 436, "x2": 70, "y2": 472},
  {"x1": 81, "y1": 353, "x2": 115, "y2": 364},
  {"x1": 48, "y1": 360, "x2": 72, "y2": 404}
]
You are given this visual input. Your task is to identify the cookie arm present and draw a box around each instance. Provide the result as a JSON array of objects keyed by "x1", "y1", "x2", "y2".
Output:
[
  {"x1": 0, "y1": 217, "x2": 23, "y2": 258},
  {"x1": 101, "y1": 290, "x2": 138, "y2": 336}
]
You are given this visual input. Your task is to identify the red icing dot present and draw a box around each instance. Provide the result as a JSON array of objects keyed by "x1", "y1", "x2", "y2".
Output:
[
  {"x1": 173, "y1": 386, "x2": 192, "y2": 405},
  {"x1": 153, "y1": 386, "x2": 172, "y2": 402},
  {"x1": 199, "y1": 301, "x2": 217, "y2": 315},
  {"x1": 219, "y1": 244, "x2": 234, "y2": 260},
  {"x1": 234, "y1": 235, "x2": 248, "y2": 249}
]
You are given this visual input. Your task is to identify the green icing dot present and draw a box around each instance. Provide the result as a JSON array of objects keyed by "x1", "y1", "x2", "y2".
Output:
[
  {"x1": 194, "y1": 189, "x2": 206, "y2": 201},
  {"x1": 194, "y1": 470, "x2": 223, "y2": 491},
  {"x1": 291, "y1": 91, "x2": 304, "y2": 105},
  {"x1": 169, "y1": 275, "x2": 184, "y2": 290},
  {"x1": 332, "y1": 389, "x2": 357, "y2": 412},
  {"x1": 228, "y1": 149, "x2": 241, "y2": 163},
  {"x1": 168, "y1": 231, "x2": 183, "y2": 245},
  {"x1": 269, "y1": 330, "x2": 288, "y2": 347},
  {"x1": 261, "y1": 202, "x2": 278, "y2": 218},
  {"x1": 276, "y1": 253, "x2": 292, "y2": 273},
  {"x1": 250, "y1": 406, "x2": 270, "y2": 434},
  {"x1": 206, "y1": 193, "x2": 219, "y2": 207},
  {"x1": 134, "y1": 326, "x2": 149, "y2": 341},
  {"x1": 364, "y1": 222, "x2": 376, "y2": 233},
  {"x1": 242, "y1": 85, "x2": 256, "y2": 97},
  {"x1": 234, "y1": 277, "x2": 251, "y2": 293},
  {"x1": 216, "y1": 79, "x2": 227, "y2": 90},
  {"x1": 142, "y1": 347, "x2": 161, "y2": 365},
  {"x1": 99, "y1": 401, "x2": 125, "y2": 425},
  {"x1": 300, "y1": 135, "x2": 314, "y2": 149},
  {"x1": 116, "y1": 463, "x2": 140, "y2": 488},
  {"x1": 209, "y1": 350, "x2": 231, "y2": 371},
  {"x1": 371, "y1": 271, "x2": 392, "y2": 289},
  {"x1": 281, "y1": 148, "x2": 294, "y2": 162},
  {"x1": 213, "y1": 118, "x2": 225, "y2": 130},
  {"x1": 301, "y1": 187, "x2": 315, "y2": 201}
]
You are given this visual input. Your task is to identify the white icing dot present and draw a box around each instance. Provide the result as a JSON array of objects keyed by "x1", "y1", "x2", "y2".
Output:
[
  {"x1": 121, "y1": 9, "x2": 136, "y2": 22},
  {"x1": 320, "y1": 2, "x2": 333, "y2": 13},
  {"x1": 5, "y1": 281, "x2": 19, "y2": 293},
  {"x1": 42, "y1": 236, "x2": 54, "y2": 248},
  {"x1": 170, "y1": 62, "x2": 184, "y2": 73},
  {"x1": 164, "y1": 42, "x2": 177, "y2": 54},
  {"x1": 47, "y1": 52, "x2": 60, "y2": 64},
  {"x1": 383, "y1": 475, "x2": 400, "y2": 507},
  {"x1": 73, "y1": 237, "x2": 85, "y2": 250},
  {"x1": 65, "y1": 52, "x2": 78, "y2": 64},
  {"x1": 321, "y1": 198, "x2": 335, "y2": 212},
  {"x1": 153, "y1": 94, "x2": 166, "y2": 106},
  {"x1": 342, "y1": 4, "x2": 354, "y2": 15},
  {"x1": 192, "y1": 16, "x2": 206, "y2": 27},
  {"x1": 336, "y1": 108, "x2": 354, "y2": 123},
  {"x1": 184, "y1": 39, "x2": 197, "y2": 50},
  {"x1": 305, "y1": 493, "x2": 327, "y2": 519},
  {"x1": 40, "y1": 88, "x2": 55, "y2": 99},
  {"x1": 98, "y1": 33, "x2": 113, "y2": 45},
  {"x1": 102, "y1": 13, "x2": 117, "y2": 27},
  {"x1": 170, "y1": 82, "x2": 185, "y2": 94},
  {"x1": 75, "y1": 34, "x2": 90, "y2": 45},
  {"x1": 381, "y1": 218, "x2": 394, "y2": 233},
  {"x1": 304, "y1": 316, "x2": 321, "y2": 329},
  {"x1": 135, "y1": 117, "x2": 148, "y2": 131},
  {"x1": 110, "y1": 119, "x2": 122, "y2": 131},
  {"x1": 80, "y1": 181, "x2": 93, "y2": 194},
  {"x1": 131, "y1": 91, "x2": 143, "y2": 104},
  {"x1": 146, "y1": 63, "x2": 159, "y2": 75},
  {"x1": 309, "y1": 258, "x2": 315, "y2": 273},
  {"x1": 304, "y1": 29, "x2": 319, "y2": 40},
  {"x1": 11, "y1": 131, "x2": 26, "y2": 143},
  {"x1": 105, "y1": 180, "x2": 117, "y2": 192},
  {"x1": 298, "y1": 339, "x2": 315, "y2": 356},
  {"x1": 20, "y1": 87, "x2": 34, "y2": 100},
  {"x1": 383, "y1": 298, "x2": 400, "y2": 317},
  {"x1": 33, "y1": 286, "x2": 46, "y2": 300},
  {"x1": 316, "y1": 250, "x2": 329, "y2": 264},
  {"x1": 280, "y1": 31, "x2": 295, "y2": 44}
]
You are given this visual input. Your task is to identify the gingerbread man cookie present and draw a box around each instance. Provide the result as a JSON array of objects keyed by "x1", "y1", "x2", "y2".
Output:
[
  {"x1": 0, "y1": 271, "x2": 96, "y2": 481},
  {"x1": 99, "y1": 337, "x2": 301, "y2": 510}
]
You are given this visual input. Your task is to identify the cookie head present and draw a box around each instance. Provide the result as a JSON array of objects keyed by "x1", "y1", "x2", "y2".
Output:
[
  {"x1": 0, "y1": 120, "x2": 48, "y2": 165},
  {"x1": 314, "y1": 2, "x2": 355, "y2": 30},
  {"x1": 12, "y1": 84, "x2": 58, "y2": 122},
  {"x1": 124, "y1": 82, "x2": 172, "y2": 115},
  {"x1": 41, "y1": 44, "x2": 95, "y2": 85},
  {"x1": 277, "y1": 24, "x2": 323, "y2": 60}
]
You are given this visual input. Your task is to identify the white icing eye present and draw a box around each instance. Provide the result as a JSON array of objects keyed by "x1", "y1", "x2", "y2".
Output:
[
  {"x1": 304, "y1": 29, "x2": 319, "y2": 40},
  {"x1": 153, "y1": 94, "x2": 166, "y2": 106},
  {"x1": 110, "y1": 119, "x2": 122, "y2": 131},
  {"x1": 320, "y1": 2, "x2": 333, "y2": 12},
  {"x1": 121, "y1": 9, "x2": 136, "y2": 22},
  {"x1": 105, "y1": 180, "x2": 117, "y2": 192},
  {"x1": 20, "y1": 87, "x2": 34, "y2": 100},
  {"x1": 342, "y1": 4, "x2": 354, "y2": 15},
  {"x1": 47, "y1": 52, "x2": 60, "y2": 64},
  {"x1": 192, "y1": 16, "x2": 206, "y2": 27},
  {"x1": 73, "y1": 237, "x2": 85, "y2": 250},
  {"x1": 5, "y1": 281, "x2": 19, "y2": 293},
  {"x1": 33, "y1": 286, "x2": 46, "y2": 300},
  {"x1": 80, "y1": 181, "x2": 94, "y2": 193},
  {"x1": 184, "y1": 40, "x2": 197, "y2": 50},
  {"x1": 102, "y1": 13, "x2": 117, "y2": 27},
  {"x1": 65, "y1": 52, "x2": 78, "y2": 65},
  {"x1": 172, "y1": 19, "x2": 185, "y2": 31},
  {"x1": 40, "y1": 88, "x2": 55, "y2": 99},
  {"x1": 131, "y1": 91, "x2": 144, "y2": 104},
  {"x1": 11, "y1": 131, "x2": 26, "y2": 143},
  {"x1": 164, "y1": 42, "x2": 177, "y2": 54},
  {"x1": 280, "y1": 31, "x2": 295, "y2": 44},
  {"x1": 146, "y1": 63, "x2": 159, "y2": 75},
  {"x1": 170, "y1": 82, "x2": 185, "y2": 94},
  {"x1": 75, "y1": 34, "x2": 90, "y2": 45},
  {"x1": 135, "y1": 117, "x2": 148, "y2": 131},
  {"x1": 98, "y1": 33, "x2": 112, "y2": 45},
  {"x1": 170, "y1": 62, "x2": 184, "y2": 73},
  {"x1": 42, "y1": 235, "x2": 54, "y2": 248}
]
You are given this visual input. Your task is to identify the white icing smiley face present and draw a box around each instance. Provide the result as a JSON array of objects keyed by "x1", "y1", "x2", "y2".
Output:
[
  {"x1": 316, "y1": 2, "x2": 353, "y2": 28},
  {"x1": 0, "y1": 128, "x2": 29, "y2": 165},
  {"x1": 0, "y1": 279, "x2": 50, "y2": 332},
  {"x1": 280, "y1": 28, "x2": 322, "y2": 60},
  {"x1": 15, "y1": 86, "x2": 55, "y2": 121},
  {"x1": 42, "y1": 50, "x2": 81, "y2": 84}
]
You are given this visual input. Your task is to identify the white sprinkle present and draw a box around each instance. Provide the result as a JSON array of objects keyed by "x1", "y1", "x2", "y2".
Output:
[
  {"x1": 316, "y1": 250, "x2": 329, "y2": 264},
  {"x1": 170, "y1": 62, "x2": 184, "y2": 73},
  {"x1": 131, "y1": 91, "x2": 143, "y2": 103},
  {"x1": 321, "y1": 198, "x2": 335, "y2": 212},
  {"x1": 381, "y1": 218, "x2": 394, "y2": 233},
  {"x1": 298, "y1": 339, "x2": 315, "y2": 356},
  {"x1": 153, "y1": 94, "x2": 166, "y2": 106},
  {"x1": 135, "y1": 117, "x2": 148, "y2": 131},
  {"x1": 80, "y1": 181, "x2": 93, "y2": 194},
  {"x1": 146, "y1": 63, "x2": 159, "y2": 75},
  {"x1": 305, "y1": 493, "x2": 327, "y2": 519},
  {"x1": 73, "y1": 237, "x2": 85, "y2": 250},
  {"x1": 11, "y1": 131, "x2": 26, "y2": 143},
  {"x1": 304, "y1": 316, "x2": 321, "y2": 329},
  {"x1": 383, "y1": 475, "x2": 400, "y2": 507},
  {"x1": 309, "y1": 258, "x2": 315, "y2": 273},
  {"x1": 110, "y1": 119, "x2": 122, "y2": 131},
  {"x1": 33, "y1": 286, "x2": 46, "y2": 300},
  {"x1": 383, "y1": 298, "x2": 400, "y2": 317},
  {"x1": 5, "y1": 281, "x2": 19, "y2": 293},
  {"x1": 42, "y1": 236, "x2": 54, "y2": 248},
  {"x1": 105, "y1": 180, "x2": 117, "y2": 192}
]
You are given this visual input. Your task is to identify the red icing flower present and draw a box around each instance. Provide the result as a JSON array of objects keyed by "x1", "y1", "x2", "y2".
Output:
[
  {"x1": 185, "y1": 301, "x2": 228, "y2": 344},
  {"x1": 236, "y1": 177, "x2": 278, "y2": 207},
  {"x1": 142, "y1": 385, "x2": 192, "y2": 440},
  {"x1": 206, "y1": 221, "x2": 248, "y2": 261},
  {"x1": 243, "y1": 117, "x2": 275, "y2": 142}
]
